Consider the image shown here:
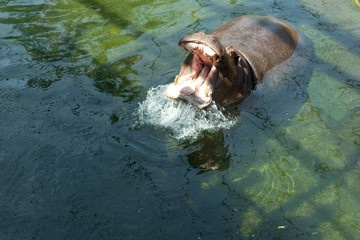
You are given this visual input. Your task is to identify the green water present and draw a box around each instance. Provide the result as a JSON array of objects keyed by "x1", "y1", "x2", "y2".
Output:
[{"x1": 1, "y1": 0, "x2": 360, "y2": 239}]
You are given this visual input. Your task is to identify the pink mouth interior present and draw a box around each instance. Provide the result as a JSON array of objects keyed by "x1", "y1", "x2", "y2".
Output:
[{"x1": 166, "y1": 42, "x2": 218, "y2": 109}]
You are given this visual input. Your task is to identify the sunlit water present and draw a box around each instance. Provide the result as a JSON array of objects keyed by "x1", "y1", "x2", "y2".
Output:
[{"x1": 1, "y1": 0, "x2": 360, "y2": 239}]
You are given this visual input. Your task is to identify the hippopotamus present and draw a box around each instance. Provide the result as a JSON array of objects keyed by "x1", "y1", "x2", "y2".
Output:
[{"x1": 166, "y1": 15, "x2": 299, "y2": 108}]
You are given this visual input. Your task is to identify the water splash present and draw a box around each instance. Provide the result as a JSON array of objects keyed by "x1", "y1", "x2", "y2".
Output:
[{"x1": 134, "y1": 85, "x2": 238, "y2": 141}]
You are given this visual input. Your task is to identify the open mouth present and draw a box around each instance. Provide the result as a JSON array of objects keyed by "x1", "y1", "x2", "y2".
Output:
[{"x1": 166, "y1": 41, "x2": 219, "y2": 109}]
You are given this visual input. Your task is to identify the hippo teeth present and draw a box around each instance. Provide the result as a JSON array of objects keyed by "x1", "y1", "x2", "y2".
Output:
[
  {"x1": 174, "y1": 75, "x2": 179, "y2": 85},
  {"x1": 205, "y1": 85, "x2": 210, "y2": 97},
  {"x1": 202, "y1": 45, "x2": 217, "y2": 58},
  {"x1": 197, "y1": 85, "x2": 210, "y2": 97}
]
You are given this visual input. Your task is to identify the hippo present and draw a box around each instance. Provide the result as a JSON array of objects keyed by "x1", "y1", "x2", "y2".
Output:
[{"x1": 166, "y1": 15, "x2": 299, "y2": 108}]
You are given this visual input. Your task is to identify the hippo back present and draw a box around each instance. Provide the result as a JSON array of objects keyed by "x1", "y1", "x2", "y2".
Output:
[{"x1": 211, "y1": 16, "x2": 298, "y2": 86}]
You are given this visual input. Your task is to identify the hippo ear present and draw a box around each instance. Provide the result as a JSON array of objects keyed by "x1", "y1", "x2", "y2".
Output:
[
  {"x1": 226, "y1": 46, "x2": 254, "y2": 91},
  {"x1": 225, "y1": 46, "x2": 239, "y2": 65}
]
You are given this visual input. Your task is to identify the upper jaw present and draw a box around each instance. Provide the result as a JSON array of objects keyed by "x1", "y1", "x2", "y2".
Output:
[
  {"x1": 178, "y1": 32, "x2": 225, "y2": 60},
  {"x1": 166, "y1": 41, "x2": 219, "y2": 109}
]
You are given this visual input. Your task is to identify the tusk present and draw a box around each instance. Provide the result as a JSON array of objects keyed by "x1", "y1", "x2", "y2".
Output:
[
  {"x1": 185, "y1": 42, "x2": 198, "y2": 50},
  {"x1": 174, "y1": 75, "x2": 179, "y2": 85},
  {"x1": 205, "y1": 85, "x2": 210, "y2": 97},
  {"x1": 203, "y1": 46, "x2": 217, "y2": 58}
]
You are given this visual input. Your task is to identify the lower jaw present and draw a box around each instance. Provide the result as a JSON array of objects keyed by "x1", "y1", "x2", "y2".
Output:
[
  {"x1": 166, "y1": 83, "x2": 212, "y2": 108},
  {"x1": 180, "y1": 94, "x2": 212, "y2": 109}
]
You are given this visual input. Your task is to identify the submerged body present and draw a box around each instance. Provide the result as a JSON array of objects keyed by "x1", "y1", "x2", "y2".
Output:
[{"x1": 166, "y1": 16, "x2": 299, "y2": 108}]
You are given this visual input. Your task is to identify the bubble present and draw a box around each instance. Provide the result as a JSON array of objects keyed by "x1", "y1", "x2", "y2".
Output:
[{"x1": 134, "y1": 85, "x2": 238, "y2": 141}]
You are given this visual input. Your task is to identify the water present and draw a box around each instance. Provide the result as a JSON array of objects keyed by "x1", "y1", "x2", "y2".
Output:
[
  {"x1": 1, "y1": 0, "x2": 360, "y2": 239},
  {"x1": 135, "y1": 84, "x2": 237, "y2": 141}
]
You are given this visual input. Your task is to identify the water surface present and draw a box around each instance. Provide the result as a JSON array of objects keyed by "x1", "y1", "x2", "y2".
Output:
[{"x1": 1, "y1": 0, "x2": 360, "y2": 239}]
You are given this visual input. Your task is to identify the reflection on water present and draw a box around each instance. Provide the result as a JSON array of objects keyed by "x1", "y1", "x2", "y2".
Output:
[
  {"x1": 1, "y1": 0, "x2": 360, "y2": 239},
  {"x1": 187, "y1": 132, "x2": 230, "y2": 173},
  {"x1": 89, "y1": 56, "x2": 143, "y2": 101}
]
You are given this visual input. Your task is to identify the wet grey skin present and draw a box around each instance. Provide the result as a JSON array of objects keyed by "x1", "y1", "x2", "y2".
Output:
[{"x1": 166, "y1": 15, "x2": 298, "y2": 109}]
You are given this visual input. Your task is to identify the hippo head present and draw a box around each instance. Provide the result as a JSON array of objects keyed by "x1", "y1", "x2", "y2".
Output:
[{"x1": 166, "y1": 32, "x2": 249, "y2": 109}]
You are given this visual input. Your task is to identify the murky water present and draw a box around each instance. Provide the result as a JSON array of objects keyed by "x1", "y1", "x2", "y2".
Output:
[{"x1": 1, "y1": 0, "x2": 360, "y2": 239}]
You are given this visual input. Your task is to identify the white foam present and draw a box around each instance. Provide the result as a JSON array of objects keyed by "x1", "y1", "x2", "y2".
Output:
[{"x1": 134, "y1": 84, "x2": 238, "y2": 141}]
